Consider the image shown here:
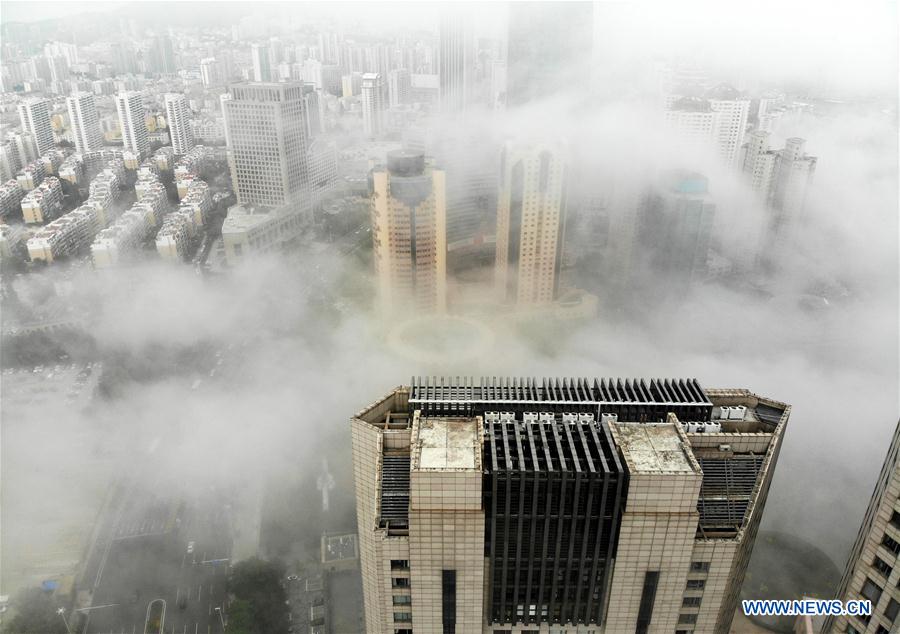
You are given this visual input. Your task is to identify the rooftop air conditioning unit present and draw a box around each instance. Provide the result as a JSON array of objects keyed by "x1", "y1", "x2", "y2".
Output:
[
  {"x1": 578, "y1": 413, "x2": 595, "y2": 423},
  {"x1": 718, "y1": 444, "x2": 731, "y2": 452},
  {"x1": 600, "y1": 413, "x2": 618, "y2": 424},
  {"x1": 499, "y1": 412, "x2": 514, "y2": 422},
  {"x1": 523, "y1": 413, "x2": 538, "y2": 423},
  {"x1": 729, "y1": 405, "x2": 747, "y2": 420},
  {"x1": 561, "y1": 413, "x2": 577, "y2": 424},
  {"x1": 539, "y1": 412, "x2": 555, "y2": 423}
]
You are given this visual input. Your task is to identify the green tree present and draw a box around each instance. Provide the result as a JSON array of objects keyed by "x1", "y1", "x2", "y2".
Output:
[
  {"x1": 227, "y1": 558, "x2": 289, "y2": 634},
  {"x1": 1, "y1": 587, "x2": 68, "y2": 634}
]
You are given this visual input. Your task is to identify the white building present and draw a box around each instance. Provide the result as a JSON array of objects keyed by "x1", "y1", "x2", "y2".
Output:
[
  {"x1": 17, "y1": 98, "x2": 54, "y2": 156},
  {"x1": 388, "y1": 68, "x2": 411, "y2": 108},
  {"x1": 115, "y1": 91, "x2": 149, "y2": 158},
  {"x1": 164, "y1": 93, "x2": 194, "y2": 156},
  {"x1": 200, "y1": 57, "x2": 223, "y2": 88},
  {"x1": 361, "y1": 73, "x2": 385, "y2": 138},
  {"x1": 17, "y1": 161, "x2": 45, "y2": 190},
  {"x1": 27, "y1": 204, "x2": 99, "y2": 263},
  {"x1": 664, "y1": 85, "x2": 750, "y2": 167},
  {"x1": 156, "y1": 210, "x2": 194, "y2": 261},
  {"x1": 221, "y1": 202, "x2": 308, "y2": 265},
  {"x1": 223, "y1": 82, "x2": 310, "y2": 206},
  {"x1": 251, "y1": 43, "x2": 272, "y2": 82},
  {"x1": 66, "y1": 91, "x2": 103, "y2": 153}
]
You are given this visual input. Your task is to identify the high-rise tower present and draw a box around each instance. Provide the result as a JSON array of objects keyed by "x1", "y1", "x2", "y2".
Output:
[
  {"x1": 17, "y1": 98, "x2": 54, "y2": 156},
  {"x1": 115, "y1": 91, "x2": 149, "y2": 158},
  {"x1": 369, "y1": 151, "x2": 447, "y2": 315},
  {"x1": 352, "y1": 376, "x2": 789, "y2": 634},
  {"x1": 494, "y1": 141, "x2": 568, "y2": 305},
  {"x1": 164, "y1": 93, "x2": 194, "y2": 156},
  {"x1": 66, "y1": 92, "x2": 103, "y2": 154}
]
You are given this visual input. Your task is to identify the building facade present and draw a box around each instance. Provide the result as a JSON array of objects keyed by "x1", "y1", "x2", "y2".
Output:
[
  {"x1": 362, "y1": 73, "x2": 386, "y2": 138},
  {"x1": 823, "y1": 419, "x2": 900, "y2": 634},
  {"x1": 223, "y1": 82, "x2": 310, "y2": 207},
  {"x1": 494, "y1": 142, "x2": 568, "y2": 306},
  {"x1": 18, "y1": 98, "x2": 55, "y2": 156},
  {"x1": 437, "y1": 10, "x2": 474, "y2": 112},
  {"x1": 352, "y1": 377, "x2": 790, "y2": 634},
  {"x1": 370, "y1": 151, "x2": 447, "y2": 316},
  {"x1": 66, "y1": 91, "x2": 103, "y2": 154},
  {"x1": 115, "y1": 91, "x2": 149, "y2": 158},
  {"x1": 164, "y1": 93, "x2": 194, "y2": 156}
]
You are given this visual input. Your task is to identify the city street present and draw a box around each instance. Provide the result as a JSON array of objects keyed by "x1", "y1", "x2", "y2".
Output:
[{"x1": 81, "y1": 484, "x2": 232, "y2": 634}]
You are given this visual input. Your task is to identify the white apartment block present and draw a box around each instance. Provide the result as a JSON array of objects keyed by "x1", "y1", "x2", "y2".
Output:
[
  {"x1": 18, "y1": 98, "x2": 55, "y2": 156},
  {"x1": 353, "y1": 378, "x2": 789, "y2": 634},
  {"x1": 494, "y1": 141, "x2": 568, "y2": 306},
  {"x1": 370, "y1": 151, "x2": 447, "y2": 316},
  {"x1": 115, "y1": 91, "x2": 149, "y2": 158},
  {"x1": 17, "y1": 161, "x2": 46, "y2": 191},
  {"x1": 164, "y1": 93, "x2": 194, "y2": 156},
  {"x1": 66, "y1": 91, "x2": 103, "y2": 153},
  {"x1": 221, "y1": 202, "x2": 309, "y2": 265}
]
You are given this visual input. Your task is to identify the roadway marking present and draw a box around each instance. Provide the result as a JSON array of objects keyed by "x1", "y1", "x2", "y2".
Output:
[{"x1": 175, "y1": 588, "x2": 180, "y2": 605}]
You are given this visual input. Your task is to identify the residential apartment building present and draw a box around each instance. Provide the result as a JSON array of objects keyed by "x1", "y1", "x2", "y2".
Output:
[{"x1": 66, "y1": 91, "x2": 104, "y2": 154}]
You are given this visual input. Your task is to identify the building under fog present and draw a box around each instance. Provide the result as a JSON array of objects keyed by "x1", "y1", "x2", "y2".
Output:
[
  {"x1": 115, "y1": 91, "x2": 149, "y2": 158},
  {"x1": 222, "y1": 82, "x2": 310, "y2": 207},
  {"x1": 164, "y1": 93, "x2": 194, "y2": 156},
  {"x1": 66, "y1": 92, "x2": 103, "y2": 154},
  {"x1": 352, "y1": 376, "x2": 789, "y2": 634},
  {"x1": 663, "y1": 85, "x2": 751, "y2": 167},
  {"x1": 635, "y1": 170, "x2": 715, "y2": 292},
  {"x1": 437, "y1": 9, "x2": 474, "y2": 112},
  {"x1": 505, "y1": 2, "x2": 594, "y2": 107},
  {"x1": 494, "y1": 141, "x2": 568, "y2": 306},
  {"x1": 362, "y1": 73, "x2": 386, "y2": 138},
  {"x1": 17, "y1": 98, "x2": 54, "y2": 156},
  {"x1": 369, "y1": 151, "x2": 447, "y2": 316},
  {"x1": 823, "y1": 418, "x2": 900, "y2": 634}
]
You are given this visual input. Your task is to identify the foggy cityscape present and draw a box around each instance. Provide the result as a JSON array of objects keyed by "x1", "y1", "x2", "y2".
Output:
[{"x1": 0, "y1": 1, "x2": 897, "y2": 633}]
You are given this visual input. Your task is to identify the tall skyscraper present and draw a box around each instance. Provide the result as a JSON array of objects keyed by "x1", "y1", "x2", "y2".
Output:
[
  {"x1": 115, "y1": 91, "x2": 149, "y2": 158},
  {"x1": 251, "y1": 43, "x2": 272, "y2": 82},
  {"x1": 66, "y1": 92, "x2": 103, "y2": 154},
  {"x1": 361, "y1": 73, "x2": 385, "y2": 138},
  {"x1": 437, "y1": 9, "x2": 474, "y2": 112},
  {"x1": 151, "y1": 34, "x2": 176, "y2": 75},
  {"x1": 369, "y1": 151, "x2": 447, "y2": 315},
  {"x1": 495, "y1": 142, "x2": 568, "y2": 306},
  {"x1": 352, "y1": 377, "x2": 789, "y2": 634},
  {"x1": 824, "y1": 418, "x2": 900, "y2": 634},
  {"x1": 17, "y1": 98, "x2": 54, "y2": 156},
  {"x1": 505, "y1": 2, "x2": 594, "y2": 107},
  {"x1": 222, "y1": 82, "x2": 310, "y2": 207},
  {"x1": 635, "y1": 170, "x2": 715, "y2": 292},
  {"x1": 388, "y1": 68, "x2": 411, "y2": 107},
  {"x1": 164, "y1": 93, "x2": 194, "y2": 156}
]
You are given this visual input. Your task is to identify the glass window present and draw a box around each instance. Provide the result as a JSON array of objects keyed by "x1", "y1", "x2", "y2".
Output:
[
  {"x1": 861, "y1": 578, "x2": 883, "y2": 604},
  {"x1": 392, "y1": 595, "x2": 411, "y2": 605},
  {"x1": 390, "y1": 559, "x2": 409, "y2": 570},
  {"x1": 683, "y1": 596, "x2": 702, "y2": 607},
  {"x1": 678, "y1": 613, "x2": 698, "y2": 624},
  {"x1": 885, "y1": 598, "x2": 899, "y2": 621},
  {"x1": 686, "y1": 579, "x2": 706, "y2": 590},
  {"x1": 393, "y1": 612, "x2": 412, "y2": 623},
  {"x1": 873, "y1": 556, "x2": 893, "y2": 578},
  {"x1": 891, "y1": 510, "x2": 900, "y2": 530},
  {"x1": 392, "y1": 577, "x2": 410, "y2": 588},
  {"x1": 690, "y1": 562, "x2": 711, "y2": 573}
]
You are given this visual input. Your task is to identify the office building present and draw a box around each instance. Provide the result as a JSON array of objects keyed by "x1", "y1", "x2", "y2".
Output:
[
  {"x1": 66, "y1": 92, "x2": 103, "y2": 154},
  {"x1": 18, "y1": 98, "x2": 55, "y2": 156},
  {"x1": 495, "y1": 141, "x2": 568, "y2": 306},
  {"x1": 824, "y1": 419, "x2": 900, "y2": 634},
  {"x1": 389, "y1": 68, "x2": 411, "y2": 108},
  {"x1": 164, "y1": 93, "x2": 194, "y2": 156},
  {"x1": 437, "y1": 9, "x2": 473, "y2": 112},
  {"x1": 221, "y1": 202, "x2": 309, "y2": 265},
  {"x1": 635, "y1": 170, "x2": 715, "y2": 292},
  {"x1": 150, "y1": 34, "x2": 176, "y2": 75},
  {"x1": 223, "y1": 82, "x2": 310, "y2": 207},
  {"x1": 352, "y1": 376, "x2": 789, "y2": 634},
  {"x1": 362, "y1": 73, "x2": 386, "y2": 138},
  {"x1": 115, "y1": 91, "x2": 149, "y2": 158},
  {"x1": 369, "y1": 151, "x2": 447, "y2": 315},
  {"x1": 506, "y1": 2, "x2": 594, "y2": 107},
  {"x1": 252, "y1": 43, "x2": 272, "y2": 82}
]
